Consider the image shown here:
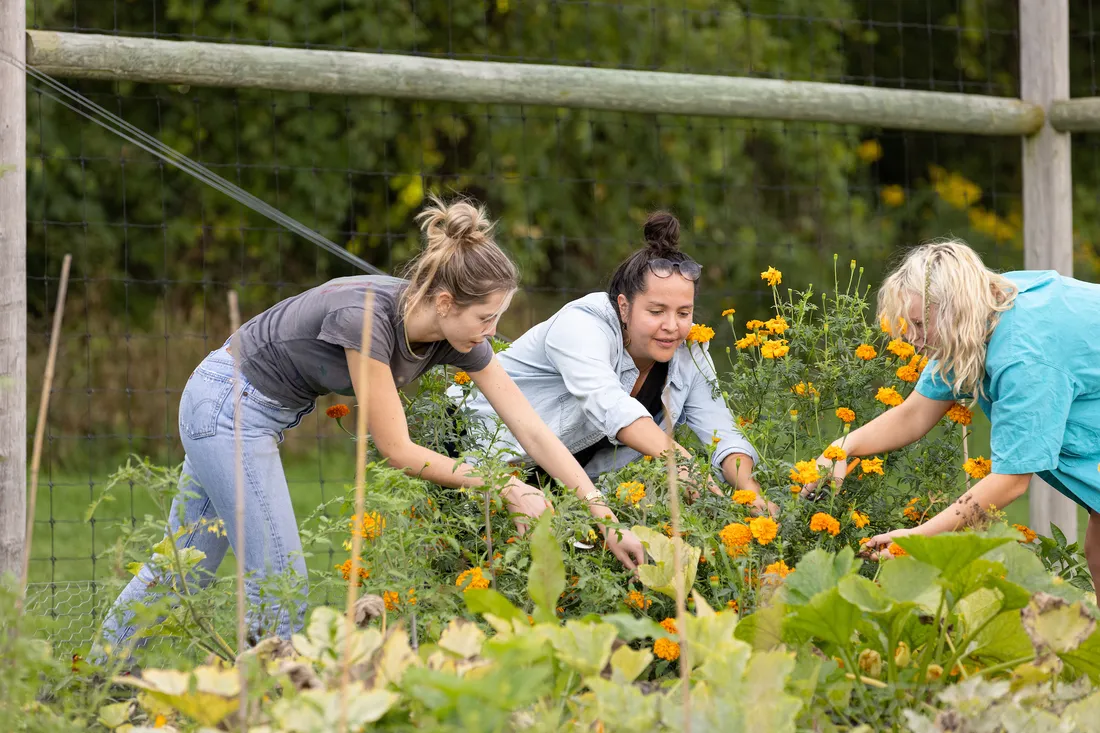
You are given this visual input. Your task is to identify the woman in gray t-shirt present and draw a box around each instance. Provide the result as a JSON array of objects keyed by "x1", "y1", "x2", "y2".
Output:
[{"x1": 102, "y1": 197, "x2": 644, "y2": 649}]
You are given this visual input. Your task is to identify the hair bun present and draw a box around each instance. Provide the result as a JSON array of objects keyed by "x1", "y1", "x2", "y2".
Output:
[
  {"x1": 416, "y1": 195, "x2": 494, "y2": 252},
  {"x1": 642, "y1": 211, "x2": 680, "y2": 258}
]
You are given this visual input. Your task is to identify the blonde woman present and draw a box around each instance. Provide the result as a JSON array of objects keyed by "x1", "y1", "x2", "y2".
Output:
[
  {"x1": 809, "y1": 240, "x2": 1100, "y2": 593},
  {"x1": 102, "y1": 197, "x2": 644, "y2": 649}
]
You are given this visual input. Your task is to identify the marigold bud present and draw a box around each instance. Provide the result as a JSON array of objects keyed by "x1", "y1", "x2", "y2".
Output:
[
  {"x1": 894, "y1": 641, "x2": 911, "y2": 669},
  {"x1": 858, "y1": 648, "x2": 882, "y2": 679}
]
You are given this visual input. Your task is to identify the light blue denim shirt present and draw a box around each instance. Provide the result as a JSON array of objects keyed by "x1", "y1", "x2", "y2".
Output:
[{"x1": 463, "y1": 292, "x2": 758, "y2": 481}]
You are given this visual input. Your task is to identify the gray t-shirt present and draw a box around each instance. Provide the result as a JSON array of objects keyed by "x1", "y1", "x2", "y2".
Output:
[{"x1": 235, "y1": 275, "x2": 493, "y2": 407}]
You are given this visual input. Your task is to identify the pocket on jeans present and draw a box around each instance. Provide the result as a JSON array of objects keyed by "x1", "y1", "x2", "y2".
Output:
[{"x1": 179, "y1": 374, "x2": 234, "y2": 440}]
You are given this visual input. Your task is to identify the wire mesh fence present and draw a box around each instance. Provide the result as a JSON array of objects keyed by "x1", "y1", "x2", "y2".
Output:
[{"x1": 18, "y1": 0, "x2": 1099, "y2": 646}]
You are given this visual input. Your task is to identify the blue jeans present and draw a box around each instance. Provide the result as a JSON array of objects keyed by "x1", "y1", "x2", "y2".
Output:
[{"x1": 102, "y1": 344, "x2": 315, "y2": 649}]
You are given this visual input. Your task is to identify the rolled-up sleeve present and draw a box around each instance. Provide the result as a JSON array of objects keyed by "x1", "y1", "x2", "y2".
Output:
[
  {"x1": 682, "y1": 344, "x2": 760, "y2": 475},
  {"x1": 543, "y1": 308, "x2": 649, "y2": 445}
]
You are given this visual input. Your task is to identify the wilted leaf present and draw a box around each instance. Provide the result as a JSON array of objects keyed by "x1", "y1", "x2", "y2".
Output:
[
  {"x1": 1021, "y1": 593, "x2": 1097, "y2": 662},
  {"x1": 269, "y1": 685, "x2": 397, "y2": 731},
  {"x1": 371, "y1": 626, "x2": 420, "y2": 689},
  {"x1": 114, "y1": 666, "x2": 240, "y2": 727}
]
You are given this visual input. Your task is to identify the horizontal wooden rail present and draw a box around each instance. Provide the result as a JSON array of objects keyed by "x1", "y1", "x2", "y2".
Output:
[{"x1": 1050, "y1": 97, "x2": 1100, "y2": 132}]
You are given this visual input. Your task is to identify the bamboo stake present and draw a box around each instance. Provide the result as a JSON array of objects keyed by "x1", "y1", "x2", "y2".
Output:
[
  {"x1": 662, "y1": 391, "x2": 691, "y2": 732},
  {"x1": 340, "y1": 290, "x2": 375, "y2": 732},
  {"x1": 18, "y1": 254, "x2": 72, "y2": 608},
  {"x1": 226, "y1": 291, "x2": 248, "y2": 732}
]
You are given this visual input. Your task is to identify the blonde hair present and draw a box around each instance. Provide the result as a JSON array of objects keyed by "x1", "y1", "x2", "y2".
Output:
[
  {"x1": 401, "y1": 195, "x2": 518, "y2": 318},
  {"x1": 877, "y1": 239, "x2": 1017, "y2": 399}
]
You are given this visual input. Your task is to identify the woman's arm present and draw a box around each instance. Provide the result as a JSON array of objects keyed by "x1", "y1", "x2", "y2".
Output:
[{"x1": 471, "y1": 358, "x2": 645, "y2": 569}]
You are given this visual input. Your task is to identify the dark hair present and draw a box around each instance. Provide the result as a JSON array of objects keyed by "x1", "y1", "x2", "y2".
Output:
[
  {"x1": 606, "y1": 211, "x2": 697, "y2": 307},
  {"x1": 401, "y1": 195, "x2": 519, "y2": 318}
]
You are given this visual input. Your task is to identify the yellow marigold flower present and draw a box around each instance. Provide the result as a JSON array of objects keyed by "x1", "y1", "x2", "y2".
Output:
[
  {"x1": 857, "y1": 139, "x2": 883, "y2": 163},
  {"x1": 616, "y1": 481, "x2": 646, "y2": 505},
  {"x1": 876, "y1": 386, "x2": 904, "y2": 407},
  {"x1": 851, "y1": 510, "x2": 870, "y2": 529},
  {"x1": 731, "y1": 489, "x2": 757, "y2": 505},
  {"x1": 711, "y1": 434, "x2": 721, "y2": 444},
  {"x1": 888, "y1": 543, "x2": 908, "y2": 557},
  {"x1": 791, "y1": 381, "x2": 819, "y2": 397},
  {"x1": 735, "y1": 333, "x2": 761, "y2": 349},
  {"x1": 643, "y1": 454, "x2": 653, "y2": 462},
  {"x1": 789, "y1": 409, "x2": 798, "y2": 419},
  {"x1": 750, "y1": 516, "x2": 778, "y2": 545},
  {"x1": 835, "y1": 407, "x2": 856, "y2": 424},
  {"x1": 764, "y1": 316, "x2": 789, "y2": 335},
  {"x1": 326, "y1": 403, "x2": 350, "y2": 419},
  {"x1": 763, "y1": 559, "x2": 793, "y2": 578},
  {"x1": 823, "y1": 446, "x2": 847, "y2": 462},
  {"x1": 809, "y1": 512, "x2": 841, "y2": 536},
  {"x1": 858, "y1": 537, "x2": 871, "y2": 546},
  {"x1": 625, "y1": 590, "x2": 652, "y2": 611},
  {"x1": 383, "y1": 590, "x2": 400, "y2": 611},
  {"x1": 896, "y1": 364, "x2": 920, "y2": 383},
  {"x1": 861, "y1": 456, "x2": 884, "y2": 475},
  {"x1": 903, "y1": 497, "x2": 923, "y2": 523},
  {"x1": 744, "y1": 319, "x2": 766, "y2": 331},
  {"x1": 453, "y1": 371, "x2": 472, "y2": 386},
  {"x1": 455, "y1": 567, "x2": 490, "y2": 592},
  {"x1": 719, "y1": 523, "x2": 752, "y2": 556},
  {"x1": 659, "y1": 617, "x2": 678, "y2": 635},
  {"x1": 946, "y1": 403, "x2": 972, "y2": 425},
  {"x1": 855, "y1": 344, "x2": 878, "y2": 360},
  {"x1": 789, "y1": 460, "x2": 821, "y2": 485},
  {"x1": 350, "y1": 512, "x2": 386, "y2": 541},
  {"x1": 336, "y1": 559, "x2": 369, "y2": 586},
  {"x1": 880, "y1": 184, "x2": 905, "y2": 208},
  {"x1": 879, "y1": 316, "x2": 891, "y2": 333},
  {"x1": 760, "y1": 267, "x2": 782, "y2": 287},
  {"x1": 727, "y1": 599, "x2": 739, "y2": 612},
  {"x1": 1013, "y1": 523, "x2": 1038, "y2": 544},
  {"x1": 407, "y1": 588, "x2": 417, "y2": 606},
  {"x1": 887, "y1": 338, "x2": 916, "y2": 360},
  {"x1": 722, "y1": 308, "x2": 736, "y2": 317},
  {"x1": 687, "y1": 323, "x2": 715, "y2": 345},
  {"x1": 653, "y1": 638, "x2": 680, "y2": 661},
  {"x1": 760, "y1": 339, "x2": 790, "y2": 359},
  {"x1": 963, "y1": 456, "x2": 992, "y2": 480}
]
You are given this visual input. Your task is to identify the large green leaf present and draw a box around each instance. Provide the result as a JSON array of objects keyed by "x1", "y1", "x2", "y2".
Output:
[
  {"x1": 784, "y1": 588, "x2": 860, "y2": 648},
  {"x1": 683, "y1": 608, "x2": 742, "y2": 669},
  {"x1": 546, "y1": 621, "x2": 618, "y2": 678},
  {"x1": 1063, "y1": 630, "x2": 1100, "y2": 683},
  {"x1": 601, "y1": 613, "x2": 667, "y2": 642},
  {"x1": 784, "y1": 548, "x2": 858, "y2": 605},
  {"x1": 892, "y1": 533, "x2": 1012, "y2": 579},
  {"x1": 838, "y1": 574, "x2": 892, "y2": 613},
  {"x1": 984, "y1": 541, "x2": 1056, "y2": 594},
  {"x1": 878, "y1": 557, "x2": 941, "y2": 609},
  {"x1": 463, "y1": 588, "x2": 524, "y2": 623},
  {"x1": 632, "y1": 525, "x2": 700, "y2": 600},
  {"x1": 527, "y1": 514, "x2": 565, "y2": 624},
  {"x1": 966, "y1": 610, "x2": 1033, "y2": 665},
  {"x1": 743, "y1": 650, "x2": 803, "y2": 733},
  {"x1": 581, "y1": 676, "x2": 660, "y2": 731},
  {"x1": 609, "y1": 645, "x2": 653, "y2": 685}
]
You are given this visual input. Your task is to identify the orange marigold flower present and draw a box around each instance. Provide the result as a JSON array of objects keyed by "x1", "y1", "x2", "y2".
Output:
[
  {"x1": 719, "y1": 523, "x2": 753, "y2": 556},
  {"x1": 659, "y1": 617, "x2": 678, "y2": 635},
  {"x1": 835, "y1": 407, "x2": 856, "y2": 424},
  {"x1": 887, "y1": 338, "x2": 916, "y2": 360},
  {"x1": 858, "y1": 537, "x2": 871, "y2": 546},
  {"x1": 336, "y1": 558, "x2": 369, "y2": 585},
  {"x1": 727, "y1": 599, "x2": 739, "y2": 612},
  {"x1": 722, "y1": 308, "x2": 736, "y2": 317},
  {"x1": 823, "y1": 446, "x2": 847, "y2": 462},
  {"x1": 765, "y1": 316, "x2": 789, "y2": 335},
  {"x1": 453, "y1": 371, "x2": 472, "y2": 386},
  {"x1": 1013, "y1": 523, "x2": 1038, "y2": 544},
  {"x1": 750, "y1": 516, "x2": 779, "y2": 545},
  {"x1": 888, "y1": 543, "x2": 908, "y2": 557},
  {"x1": 963, "y1": 456, "x2": 992, "y2": 480},
  {"x1": 876, "y1": 386, "x2": 904, "y2": 407},
  {"x1": 625, "y1": 590, "x2": 652, "y2": 611},
  {"x1": 763, "y1": 559, "x2": 793, "y2": 578},
  {"x1": 350, "y1": 511, "x2": 386, "y2": 541},
  {"x1": 851, "y1": 510, "x2": 870, "y2": 529},
  {"x1": 810, "y1": 512, "x2": 841, "y2": 536},
  {"x1": 653, "y1": 638, "x2": 680, "y2": 661},
  {"x1": 789, "y1": 460, "x2": 821, "y2": 485},
  {"x1": 687, "y1": 323, "x2": 715, "y2": 345},
  {"x1": 855, "y1": 344, "x2": 878, "y2": 360},
  {"x1": 616, "y1": 481, "x2": 646, "y2": 505},
  {"x1": 791, "y1": 381, "x2": 819, "y2": 397},
  {"x1": 861, "y1": 457, "x2": 884, "y2": 475},
  {"x1": 745, "y1": 319, "x2": 766, "y2": 331},
  {"x1": 406, "y1": 588, "x2": 417, "y2": 606},
  {"x1": 946, "y1": 403, "x2": 973, "y2": 425},
  {"x1": 383, "y1": 590, "x2": 400, "y2": 611},
  {"x1": 761, "y1": 339, "x2": 790, "y2": 359},
  {"x1": 735, "y1": 333, "x2": 761, "y2": 349},
  {"x1": 326, "y1": 403, "x2": 350, "y2": 419},
  {"x1": 732, "y1": 489, "x2": 757, "y2": 505},
  {"x1": 896, "y1": 365, "x2": 920, "y2": 383},
  {"x1": 737, "y1": 415, "x2": 753, "y2": 428},
  {"x1": 760, "y1": 267, "x2": 782, "y2": 287},
  {"x1": 455, "y1": 567, "x2": 490, "y2": 592}
]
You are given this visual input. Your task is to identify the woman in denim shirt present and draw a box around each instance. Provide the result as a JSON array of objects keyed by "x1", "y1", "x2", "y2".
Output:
[{"x1": 466, "y1": 212, "x2": 775, "y2": 515}]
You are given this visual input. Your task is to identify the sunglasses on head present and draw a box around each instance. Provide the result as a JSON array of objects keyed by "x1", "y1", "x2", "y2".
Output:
[{"x1": 649, "y1": 258, "x2": 702, "y2": 281}]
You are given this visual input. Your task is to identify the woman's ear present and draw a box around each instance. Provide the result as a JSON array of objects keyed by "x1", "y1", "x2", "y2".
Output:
[
  {"x1": 616, "y1": 294, "x2": 630, "y2": 326},
  {"x1": 434, "y1": 291, "x2": 454, "y2": 318}
]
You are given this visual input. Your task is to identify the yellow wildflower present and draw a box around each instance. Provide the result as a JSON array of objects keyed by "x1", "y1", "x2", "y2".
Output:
[
  {"x1": 851, "y1": 510, "x2": 870, "y2": 529},
  {"x1": 383, "y1": 590, "x2": 400, "y2": 611},
  {"x1": 888, "y1": 543, "x2": 909, "y2": 558},
  {"x1": 744, "y1": 319, "x2": 767, "y2": 331},
  {"x1": 791, "y1": 381, "x2": 819, "y2": 397},
  {"x1": 760, "y1": 339, "x2": 790, "y2": 359},
  {"x1": 855, "y1": 344, "x2": 878, "y2": 360},
  {"x1": 823, "y1": 446, "x2": 847, "y2": 462},
  {"x1": 887, "y1": 338, "x2": 916, "y2": 360},
  {"x1": 735, "y1": 333, "x2": 760, "y2": 349},
  {"x1": 763, "y1": 559, "x2": 792, "y2": 578},
  {"x1": 896, "y1": 364, "x2": 920, "y2": 383},
  {"x1": 861, "y1": 457, "x2": 884, "y2": 475},
  {"x1": 336, "y1": 559, "x2": 369, "y2": 586},
  {"x1": 350, "y1": 512, "x2": 386, "y2": 541},
  {"x1": 946, "y1": 403, "x2": 972, "y2": 425},
  {"x1": 722, "y1": 308, "x2": 736, "y2": 317},
  {"x1": 876, "y1": 386, "x2": 904, "y2": 407},
  {"x1": 616, "y1": 481, "x2": 646, "y2": 505},
  {"x1": 764, "y1": 316, "x2": 789, "y2": 335},
  {"x1": 857, "y1": 139, "x2": 883, "y2": 163},
  {"x1": 455, "y1": 567, "x2": 490, "y2": 592},
  {"x1": 810, "y1": 512, "x2": 841, "y2": 536},
  {"x1": 789, "y1": 460, "x2": 821, "y2": 485},
  {"x1": 659, "y1": 617, "x2": 678, "y2": 635},
  {"x1": 880, "y1": 184, "x2": 905, "y2": 207},
  {"x1": 835, "y1": 407, "x2": 856, "y2": 424},
  {"x1": 963, "y1": 456, "x2": 992, "y2": 480},
  {"x1": 760, "y1": 267, "x2": 782, "y2": 287},
  {"x1": 625, "y1": 590, "x2": 652, "y2": 611},
  {"x1": 687, "y1": 323, "x2": 715, "y2": 345},
  {"x1": 731, "y1": 489, "x2": 757, "y2": 505},
  {"x1": 749, "y1": 516, "x2": 778, "y2": 545},
  {"x1": 1013, "y1": 523, "x2": 1038, "y2": 544},
  {"x1": 719, "y1": 523, "x2": 752, "y2": 557},
  {"x1": 453, "y1": 371, "x2": 472, "y2": 386}
]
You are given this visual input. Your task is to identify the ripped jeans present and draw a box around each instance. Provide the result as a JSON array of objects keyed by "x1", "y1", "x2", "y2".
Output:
[{"x1": 101, "y1": 344, "x2": 314, "y2": 649}]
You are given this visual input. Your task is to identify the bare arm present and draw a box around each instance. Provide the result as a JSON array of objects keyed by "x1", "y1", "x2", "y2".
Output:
[{"x1": 840, "y1": 390, "x2": 954, "y2": 458}]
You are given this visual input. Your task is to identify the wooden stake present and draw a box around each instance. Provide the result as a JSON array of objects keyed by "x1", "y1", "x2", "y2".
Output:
[
  {"x1": 227, "y1": 291, "x2": 248, "y2": 732},
  {"x1": 662, "y1": 391, "x2": 691, "y2": 732}
]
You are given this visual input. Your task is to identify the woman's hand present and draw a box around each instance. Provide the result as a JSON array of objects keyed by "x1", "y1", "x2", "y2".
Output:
[
  {"x1": 602, "y1": 525, "x2": 646, "y2": 571},
  {"x1": 750, "y1": 494, "x2": 781, "y2": 519},
  {"x1": 861, "y1": 527, "x2": 915, "y2": 560},
  {"x1": 800, "y1": 452, "x2": 853, "y2": 501},
  {"x1": 501, "y1": 476, "x2": 553, "y2": 536}
]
